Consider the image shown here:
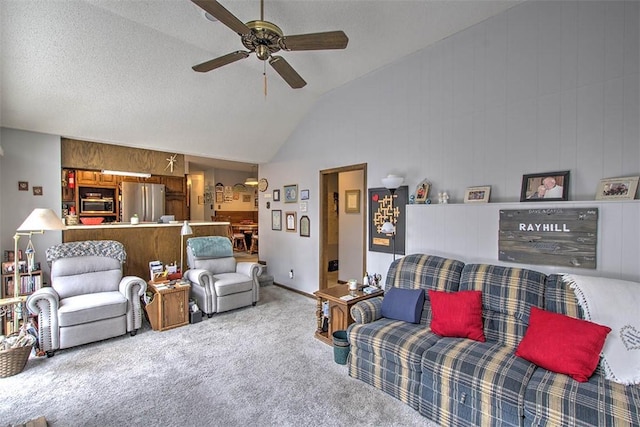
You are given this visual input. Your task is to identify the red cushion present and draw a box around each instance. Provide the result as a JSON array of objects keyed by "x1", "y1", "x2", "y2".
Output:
[
  {"x1": 428, "y1": 290, "x2": 485, "y2": 342},
  {"x1": 515, "y1": 306, "x2": 611, "y2": 382}
]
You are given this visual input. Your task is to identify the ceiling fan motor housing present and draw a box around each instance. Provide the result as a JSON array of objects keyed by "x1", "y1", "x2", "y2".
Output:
[{"x1": 242, "y1": 20, "x2": 283, "y2": 60}]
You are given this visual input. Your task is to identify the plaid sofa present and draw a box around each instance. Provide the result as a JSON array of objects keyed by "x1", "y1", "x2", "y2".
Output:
[
  {"x1": 347, "y1": 255, "x2": 640, "y2": 426},
  {"x1": 347, "y1": 254, "x2": 465, "y2": 409}
]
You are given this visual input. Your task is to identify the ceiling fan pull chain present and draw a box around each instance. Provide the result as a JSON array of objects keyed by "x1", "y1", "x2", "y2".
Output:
[{"x1": 263, "y1": 61, "x2": 268, "y2": 98}]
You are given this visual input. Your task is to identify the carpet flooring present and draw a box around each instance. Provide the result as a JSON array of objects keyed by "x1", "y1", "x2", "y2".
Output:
[{"x1": 1, "y1": 285, "x2": 436, "y2": 427}]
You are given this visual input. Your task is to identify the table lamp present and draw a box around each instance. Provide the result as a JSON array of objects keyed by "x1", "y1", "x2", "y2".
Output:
[
  {"x1": 380, "y1": 174, "x2": 404, "y2": 261},
  {"x1": 12, "y1": 208, "x2": 66, "y2": 331},
  {"x1": 180, "y1": 220, "x2": 193, "y2": 276}
]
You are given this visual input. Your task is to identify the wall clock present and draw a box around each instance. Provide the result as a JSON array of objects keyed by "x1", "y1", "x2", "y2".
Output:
[{"x1": 258, "y1": 178, "x2": 269, "y2": 192}]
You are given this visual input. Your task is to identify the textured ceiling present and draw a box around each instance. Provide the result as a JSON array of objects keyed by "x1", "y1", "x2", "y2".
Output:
[{"x1": 0, "y1": 0, "x2": 518, "y2": 165}]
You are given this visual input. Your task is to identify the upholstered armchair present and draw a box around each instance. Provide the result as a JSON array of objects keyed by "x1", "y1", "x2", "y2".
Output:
[
  {"x1": 27, "y1": 240, "x2": 146, "y2": 357},
  {"x1": 184, "y1": 236, "x2": 259, "y2": 316}
]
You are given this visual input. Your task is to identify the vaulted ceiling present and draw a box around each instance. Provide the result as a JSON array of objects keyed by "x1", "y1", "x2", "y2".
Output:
[{"x1": 1, "y1": 0, "x2": 518, "y2": 165}]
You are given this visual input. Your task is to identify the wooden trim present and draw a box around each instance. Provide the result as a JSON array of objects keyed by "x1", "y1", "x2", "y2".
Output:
[{"x1": 272, "y1": 282, "x2": 315, "y2": 299}]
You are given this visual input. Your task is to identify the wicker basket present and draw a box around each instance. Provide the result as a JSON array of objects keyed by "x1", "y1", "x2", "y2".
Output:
[{"x1": 0, "y1": 336, "x2": 34, "y2": 378}]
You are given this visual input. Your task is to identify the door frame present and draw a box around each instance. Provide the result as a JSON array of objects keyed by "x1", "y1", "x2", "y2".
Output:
[{"x1": 319, "y1": 163, "x2": 367, "y2": 290}]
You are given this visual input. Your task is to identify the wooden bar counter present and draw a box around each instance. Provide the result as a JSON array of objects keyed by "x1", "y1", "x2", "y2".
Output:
[{"x1": 63, "y1": 222, "x2": 229, "y2": 280}]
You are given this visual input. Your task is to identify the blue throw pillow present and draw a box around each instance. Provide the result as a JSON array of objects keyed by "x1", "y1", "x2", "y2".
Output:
[{"x1": 381, "y1": 287, "x2": 425, "y2": 324}]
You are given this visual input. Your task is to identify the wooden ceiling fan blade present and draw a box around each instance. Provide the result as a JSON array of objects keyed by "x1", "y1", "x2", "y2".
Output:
[
  {"x1": 192, "y1": 51, "x2": 250, "y2": 73},
  {"x1": 269, "y1": 56, "x2": 306, "y2": 89},
  {"x1": 280, "y1": 31, "x2": 349, "y2": 51},
  {"x1": 192, "y1": 0, "x2": 251, "y2": 35}
]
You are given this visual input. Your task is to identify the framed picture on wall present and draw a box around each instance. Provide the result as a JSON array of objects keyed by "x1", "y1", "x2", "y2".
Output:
[
  {"x1": 272, "y1": 210, "x2": 282, "y2": 231},
  {"x1": 368, "y1": 186, "x2": 408, "y2": 255},
  {"x1": 345, "y1": 189, "x2": 360, "y2": 213},
  {"x1": 300, "y1": 215, "x2": 310, "y2": 237},
  {"x1": 273, "y1": 189, "x2": 280, "y2": 202},
  {"x1": 464, "y1": 186, "x2": 491, "y2": 203},
  {"x1": 284, "y1": 184, "x2": 298, "y2": 203},
  {"x1": 300, "y1": 189, "x2": 310, "y2": 200},
  {"x1": 520, "y1": 171, "x2": 570, "y2": 202},
  {"x1": 286, "y1": 211, "x2": 297, "y2": 232},
  {"x1": 595, "y1": 176, "x2": 639, "y2": 200}
]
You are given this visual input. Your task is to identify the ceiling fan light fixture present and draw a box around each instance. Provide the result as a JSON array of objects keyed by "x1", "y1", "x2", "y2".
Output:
[
  {"x1": 245, "y1": 177, "x2": 259, "y2": 186},
  {"x1": 204, "y1": 11, "x2": 219, "y2": 22}
]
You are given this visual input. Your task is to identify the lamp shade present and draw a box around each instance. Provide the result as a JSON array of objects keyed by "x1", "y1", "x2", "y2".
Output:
[
  {"x1": 18, "y1": 208, "x2": 67, "y2": 231},
  {"x1": 245, "y1": 177, "x2": 258, "y2": 186},
  {"x1": 181, "y1": 221, "x2": 193, "y2": 236},
  {"x1": 381, "y1": 174, "x2": 404, "y2": 190}
]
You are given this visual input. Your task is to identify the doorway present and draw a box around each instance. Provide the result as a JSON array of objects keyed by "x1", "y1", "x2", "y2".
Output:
[{"x1": 319, "y1": 163, "x2": 367, "y2": 290}]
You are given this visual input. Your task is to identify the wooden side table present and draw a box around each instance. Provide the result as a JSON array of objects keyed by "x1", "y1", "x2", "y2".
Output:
[
  {"x1": 145, "y1": 281, "x2": 190, "y2": 331},
  {"x1": 314, "y1": 284, "x2": 383, "y2": 345}
]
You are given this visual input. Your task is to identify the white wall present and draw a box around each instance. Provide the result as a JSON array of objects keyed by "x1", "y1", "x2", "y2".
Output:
[
  {"x1": 0, "y1": 128, "x2": 63, "y2": 282},
  {"x1": 260, "y1": 1, "x2": 640, "y2": 294},
  {"x1": 338, "y1": 169, "x2": 364, "y2": 282}
]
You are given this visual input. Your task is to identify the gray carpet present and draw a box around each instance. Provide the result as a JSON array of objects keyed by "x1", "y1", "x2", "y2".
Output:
[{"x1": 1, "y1": 285, "x2": 436, "y2": 427}]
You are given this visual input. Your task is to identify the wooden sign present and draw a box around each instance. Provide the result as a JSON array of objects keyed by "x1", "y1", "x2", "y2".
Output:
[{"x1": 499, "y1": 208, "x2": 598, "y2": 269}]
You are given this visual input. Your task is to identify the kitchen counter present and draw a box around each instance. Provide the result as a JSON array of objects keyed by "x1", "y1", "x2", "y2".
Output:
[{"x1": 63, "y1": 221, "x2": 230, "y2": 280}]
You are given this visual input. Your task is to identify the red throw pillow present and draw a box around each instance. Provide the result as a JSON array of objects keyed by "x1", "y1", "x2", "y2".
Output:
[
  {"x1": 428, "y1": 290, "x2": 485, "y2": 342},
  {"x1": 515, "y1": 306, "x2": 611, "y2": 382}
]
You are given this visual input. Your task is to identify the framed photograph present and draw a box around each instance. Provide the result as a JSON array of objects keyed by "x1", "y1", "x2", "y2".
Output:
[
  {"x1": 285, "y1": 211, "x2": 297, "y2": 232},
  {"x1": 345, "y1": 189, "x2": 361, "y2": 213},
  {"x1": 300, "y1": 215, "x2": 310, "y2": 237},
  {"x1": 273, "y1": 189, "x2": 280, "y2": 202},
  {"x1": 464, "y1": 186, "x2": 491, "y2": 203},
  {"x1": 271, "y1": 210, "x2": 282, "y2": 231},
  {"x1": 414, "y1": 179, "x2": 431, "y2": 204},
  {"x1": 33, "y1": 186, "x2": 43, "y2": 196},
  {"x1": 520, "y1": 171, "x2": 570, "y2": 202},
  {"x1": 300, "y1": 189, "x2": 310, "y2": 200},
  {"x1": 242, "y1": 194, "x2": 251, "y2": 203},
  {"x1": 18, "y1": 181, "x2": 28, "y2": 191},
  {"x1": 2, "y1": 261, "x2": 14, "y2": 274},
  {"x1": 595, "y1": 176, "x2": 639, "y2": 200},
  {"x1": 284, "y1": 184, "x2": 298, "y2": 203}
]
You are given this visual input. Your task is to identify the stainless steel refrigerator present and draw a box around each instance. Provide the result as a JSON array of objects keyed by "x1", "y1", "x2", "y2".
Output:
[{"x1": 120, "y1": 182, "x2": 165, "y2": 223}]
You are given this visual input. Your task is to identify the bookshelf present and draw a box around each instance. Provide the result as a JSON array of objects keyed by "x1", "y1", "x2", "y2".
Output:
[{"x1": 1, "y1": 271, "x2": 42, "y2": 335}]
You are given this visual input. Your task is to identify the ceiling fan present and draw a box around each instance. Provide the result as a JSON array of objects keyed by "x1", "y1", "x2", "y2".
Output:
[{"x1": 191, "y1": 0, "x2": 349, "y2": 89}]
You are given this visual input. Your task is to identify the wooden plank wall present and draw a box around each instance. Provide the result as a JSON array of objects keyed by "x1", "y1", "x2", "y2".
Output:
[
  {"x1": 61, "y1": 138, "x2": 185, "y2": 177},
  {"x1": 406, "y1": 201, "x2": 640, "y2": 282}
]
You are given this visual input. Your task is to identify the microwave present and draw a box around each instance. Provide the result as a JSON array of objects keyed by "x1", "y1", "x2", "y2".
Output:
[{"x1": 81, "y1": 198, "x2": 114, "y2": 214}]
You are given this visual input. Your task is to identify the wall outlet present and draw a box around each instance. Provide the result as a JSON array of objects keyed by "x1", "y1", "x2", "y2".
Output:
[{"x1": 289, "y1": 269, "x2": 294, "y2": 279}]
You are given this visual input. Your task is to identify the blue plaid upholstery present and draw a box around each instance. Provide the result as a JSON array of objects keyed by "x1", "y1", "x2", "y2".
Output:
[
  {"x1": 349, "y1": 319, "x2": 439, "y2": 409},
  {"x1": 420, "y1": 338, "x2": 537, "y2": 426},
  {"x1": 347, "y1": 254, "x2": 465, "y2": 409},
  {"x1": 350, "y1": 296, "x2": 383, "y2": 324},
  {"x1": 523, "y1": 369, "x2": 640, "y2": 427},
  {"x1": 522, "y1": 274, "x2": 640, "y2": 427},
  {"x1": 459, "y1": 264, "x2": 547, "y2": 348}
]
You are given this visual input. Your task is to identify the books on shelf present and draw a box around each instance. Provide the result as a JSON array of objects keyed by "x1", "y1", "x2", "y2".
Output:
[{"x1": 2, "y1": 272, "x2": 42, "y2": 297}]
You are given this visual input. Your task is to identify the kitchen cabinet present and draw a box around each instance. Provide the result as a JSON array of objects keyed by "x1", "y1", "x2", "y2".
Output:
[{"x1": 76, "y1": 170, "x2": 116, "y2": 186}]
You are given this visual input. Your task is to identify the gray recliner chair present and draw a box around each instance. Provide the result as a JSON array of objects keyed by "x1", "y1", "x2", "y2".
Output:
[
  {"x1": 184, "y1": 236, "x2": 259, "y2": 317},
  {"x1": 27, "y1": 240, "x2": 146, "y2": 357}
]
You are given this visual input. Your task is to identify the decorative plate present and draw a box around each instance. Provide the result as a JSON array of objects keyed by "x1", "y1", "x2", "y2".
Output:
[{"x1": 258, "y1": 178, "x2": 269, "y2": 192}]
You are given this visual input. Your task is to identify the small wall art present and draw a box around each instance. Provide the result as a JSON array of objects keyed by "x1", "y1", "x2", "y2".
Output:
[
  {"x1": 18, "y1": 181, "x2": 28, "y2": 191},
  {"x1": 284, "y1": 184, "x2": 298, "y2": 203},
  {"x1": 300, "y1": 215, "x2": 310, "y2": 237},
  {"x1": 33, "y1": 186, "x2": 43, "y2": 196},
  {"x1": 464, "y1": 186, "x2": 490, "y2": 203},
  {"x1": 520, "y1": 171, "x2": 570, "y2": 202},
  {"x1": 273, "y1": 189, "x2": 280, "y2": 202},
  {"x1": 595, "y1": 176, "x2": 639, "y2": 200},
  {"x1": 345, "y1": 189, "x2": 360, "y2": 213},
  {"x1": 272, "y1": 210, "x2": 282, "y2": 231},
  {"x1": 300, "y1": 189, "x2": 310, "y2": 200},
  {"x1": 286, "y1": 211, "x2": 297, "y2": 232}
]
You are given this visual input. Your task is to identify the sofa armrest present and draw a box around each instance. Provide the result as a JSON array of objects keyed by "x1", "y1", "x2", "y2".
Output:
[
  {"x1": 119, "y1": 276, "x2": 147, "y2": 332},
  {"x1": 350, "y1": 296, "x2": 384, "y2": 324},
  {"x1": 27, "y1": 287, "x2": 60, "y2": 353}
]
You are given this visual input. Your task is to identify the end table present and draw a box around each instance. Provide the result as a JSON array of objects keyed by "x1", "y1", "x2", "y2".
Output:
[
  {"x1": 313, "y1": 284, "x2": 383, "y2": 345},
  {"x1": 145, "y1": 281, "x2": 190, "y2": 331}
]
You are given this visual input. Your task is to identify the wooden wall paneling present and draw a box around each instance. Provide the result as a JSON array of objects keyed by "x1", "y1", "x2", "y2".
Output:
[
  {"x1": 63, "y1": 224, "x2": 228, "y2": 280},
  {"x1": 61, "y1": 138, "x2": 185, "y2": 177}
]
